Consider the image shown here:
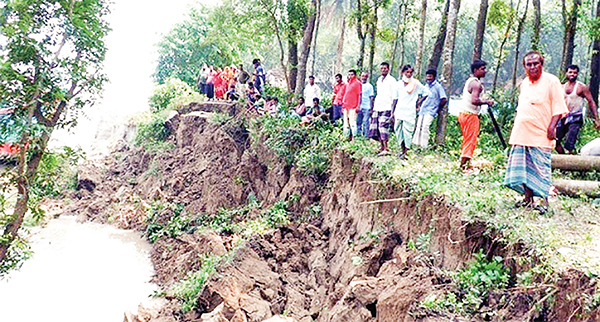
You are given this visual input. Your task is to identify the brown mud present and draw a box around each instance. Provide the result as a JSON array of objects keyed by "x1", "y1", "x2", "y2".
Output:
[{"x1": 66, "y1": 103, "x2": 600, "y2": 322}]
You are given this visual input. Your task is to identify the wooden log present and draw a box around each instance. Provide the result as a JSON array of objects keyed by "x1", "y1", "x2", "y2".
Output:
[
  {"x1": 553, "y1": 179, "x2": 600, "y2": 197},
  {"x1": 551, "y1": 154, "x2": 600, "y2": 172}
]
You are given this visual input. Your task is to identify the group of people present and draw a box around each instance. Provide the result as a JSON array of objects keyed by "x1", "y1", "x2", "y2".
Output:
[
  {"x1": 295, "y1": 64, "x2": 447, "y2": 159},
  {"x1": 199, "y1": 52, "x2": 600, "y2": 214},
  {"x1": 197, "y1": 59, "x2": 266, "y2": 102},
  {"x1": 459, "y1": 51, "x2": 600, "y2": 214}
]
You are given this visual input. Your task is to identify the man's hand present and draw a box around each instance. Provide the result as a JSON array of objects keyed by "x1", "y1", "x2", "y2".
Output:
[
  {"x1": 547, "y1": 126, "x2": 556, "y2": 140},
  {"x1": 487, "y1": 100, "x2": 494, "y2": 107},
  {"x1": 595, "y1": 118, "x2": 600, "y2": 130}
]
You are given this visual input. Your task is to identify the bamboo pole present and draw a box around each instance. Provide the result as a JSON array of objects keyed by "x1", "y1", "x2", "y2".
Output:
[{"x1": 551, "y1": 154, "x2": 600, "y2": 172}]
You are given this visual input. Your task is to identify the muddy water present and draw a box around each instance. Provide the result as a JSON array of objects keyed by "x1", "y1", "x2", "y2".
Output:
[{"x1": 0, "y1": 216, "x2": 155, "y2": 322}]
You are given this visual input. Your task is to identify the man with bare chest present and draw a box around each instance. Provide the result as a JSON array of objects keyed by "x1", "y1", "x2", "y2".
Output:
[{"x1": 556, "y1": 65, "x2": 600, "y2": 154}]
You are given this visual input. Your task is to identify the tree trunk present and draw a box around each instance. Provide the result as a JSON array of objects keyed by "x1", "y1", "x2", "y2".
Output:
[
  {"x1": 590, "y1": 0, "x2": 600, "y2": 104},
  {"x1": 296, "y1": 0, "x2": 318, "y2": 97},
  {"x1": 551, "y1": 154, "x2": 600, "y2": 171},
  {"x1": 390, "y1": 2, "x2": 404, "y2": 74},
  {"x1": 336, "y1": 17, "x2": 346, "y2": 74},
  {"x1": 472, "y1": 0, "x2": 488, "y2": 61},
  {"x1": 415, "y1": 0, "x2": 428, "y2": 77},
  {"x1": 356, "y1": 0, "x2": 367, "y2": 70},
  {"x1": 427, "y1": 0, "x2": 451, "y2": 71},
  {"x1": 367, "y1": 5, "x2": 378, "y2": 82},
  {"x1": 553, "y1": 179, "x2": 600, "y2": 197},
  {"x1": 532, "y1": 0, "x2": 541, "y2": 51},
  {"x1": 512, "y1": 0, "x2": 529, "y2": 88},
  {"x1": 492, "y1": 0, "x2": 520, "y2": 92},
  {"x1": 288, "y1": 37, "x2": 299, "y2": 93},
  {"x1": 398, "y1": 3, "x2": 408, "y2": 74},
  {"x1": 311, "y1": 0, "x2": 321, "y2": 76},
  {"x1": 435, "y1": 0, "x2": 461, "y2": 146},
  {"x1": 560, "y1": 0, "x2": 581, "y2": 73}
]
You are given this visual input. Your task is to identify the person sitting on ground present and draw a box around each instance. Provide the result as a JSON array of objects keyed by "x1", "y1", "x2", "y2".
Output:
[
  {"x1": 254, "y1": 94, "x2": 266, "y2": 115},
  {"x1": 246, "y1": 82, "x2": 258, "y2": 103},
  {"x1": 226, "y1": 84, "x2": 239, "y2": 101},
  {"x1": 291, "y1": 97, "x2": 307, "y2": 118},
  {"x1": 301, "y1": 98, "x2": 327, "y2": 125}
]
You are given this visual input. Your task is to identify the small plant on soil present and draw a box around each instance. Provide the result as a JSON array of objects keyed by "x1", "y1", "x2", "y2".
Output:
[
  {"x1": 421, "y1": 252, "x2": 510, "y2": 315},
  {"x1": 133, "y1": 111, "x2": 174, "y2": 153},
  {"x1": 145, "y1": 202, "x2": 191, "y2": 243},
  {"x1": 173, "y1": 253, "x2": 223, "y2": 312}
]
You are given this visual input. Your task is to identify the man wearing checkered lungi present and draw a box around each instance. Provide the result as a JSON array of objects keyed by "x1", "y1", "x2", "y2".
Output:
[
  {"x1": 504, "y1": 51, "x2": 568, "y2": 214},
  {"x1": 368, "y1": 62, "x2": 398, "y2": 155}
]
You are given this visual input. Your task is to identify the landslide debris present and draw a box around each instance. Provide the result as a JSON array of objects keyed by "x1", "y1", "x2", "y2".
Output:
[{"x1": 66, "y1": 102, "x2": 600, "y2": 322}]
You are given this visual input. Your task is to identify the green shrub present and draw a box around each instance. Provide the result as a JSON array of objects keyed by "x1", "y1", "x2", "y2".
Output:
[
  {"x1": 134, "y1": 111, "x2": 173, "y2": 153},
  {"x1": 32, "y1": 147, "x2": 83, "y2": 198},
  {"x1": 173, "y1": 254, "x2": 222, "y2": 312},
  {"x1": 149, "y1": 78, "x2": 199, "y2": 113},
  {"x1": 145, "y1": 202, "x2": 191, "y2": 243},
  {"x1": 420, "y1": 252, "x2": 510, "y2": 314}
]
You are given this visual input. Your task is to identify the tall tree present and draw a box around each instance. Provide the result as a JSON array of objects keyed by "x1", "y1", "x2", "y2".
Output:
[
  {"x1": 512, "y1": 0, "x2": 530, "y2": 87},
  {"x1": 590, "y1": 0, "x2": 600, "y2": 104},
  {"x1": 436, "y1": 0, "x2": 461, "y2": 145},
  {"x1": 336, "y1": 16, "x2": 346, "y2": 73},
  {"x1": 473, "y1": 0, "x2": 489, "y2": 61},
  {"x1": 531, "y1": 0, "x2": 541, "y2": 50},
  {"x1": 296, "y1": 0, "x2": 319, "y2": 96},
  {"x1": 0, "y1": 0, "x2": 109, "y2": 269},
  {"x1": 491, "y1": 0, "x2": 519, "y2": 92},
  {"x1": 311, "y1": 0, "x2": 322, "y2": 76},
  {"x1": 427, "y1": 0, "x2": 451, "y2": 70},
  {"x1": 415, "y1": 0, "x2": 428, "y2": 77},
  {"x1": 355, "y1": 0, "x2": 370, "y2": 69},
  {"x1": 390, "y1": 1, "x2": 405, "y2": 74},
  {"x1": 560, "y1": 0, "x2": 582, "y2": 73},
  {"x1": 367, "y1": 5, "x2": 378, "y2": 80}
]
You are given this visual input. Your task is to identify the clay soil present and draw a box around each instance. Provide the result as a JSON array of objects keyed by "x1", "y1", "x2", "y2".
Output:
[{"x1": 65, "y1": 102, "x2": 600, "y2": 322}]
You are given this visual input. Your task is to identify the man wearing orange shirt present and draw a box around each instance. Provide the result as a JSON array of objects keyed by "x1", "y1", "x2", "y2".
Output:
[
  {"x1": 342, "y1": 70, "x2": 362, "y2": 140},
  {"x1": 504, "y1": 51, "x2": 568, "y2": 214},
  {"x1": 331, "y1": 74, "x2": 346, "y2": 123}
]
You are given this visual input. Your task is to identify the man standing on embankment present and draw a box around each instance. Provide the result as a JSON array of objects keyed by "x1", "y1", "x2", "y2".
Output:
[{"x1": 505, "y1": 51, "x2": 568, "y2": 214}]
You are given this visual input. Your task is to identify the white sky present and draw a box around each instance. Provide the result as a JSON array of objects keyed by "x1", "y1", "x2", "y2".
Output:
[{"x1": 51, "y1": 0, "x2": 212, "y2": 153}]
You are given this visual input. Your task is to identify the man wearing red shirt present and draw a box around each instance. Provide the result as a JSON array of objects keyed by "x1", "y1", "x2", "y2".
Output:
[
  {"x1": 342, "y1": 70, "x2": 362, "y2": 140},
  {"x1": 332, "y1": 74, "x2": 346, "y2": 123}
]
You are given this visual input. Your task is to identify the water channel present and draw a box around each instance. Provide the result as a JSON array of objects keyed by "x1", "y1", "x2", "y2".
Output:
[{"x1": 0, "y1": 216, "x2": 155, "y2": 321}]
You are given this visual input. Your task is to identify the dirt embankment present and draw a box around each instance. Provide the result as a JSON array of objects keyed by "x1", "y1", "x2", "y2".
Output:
[{"x1": 67, "y1": 103, "x2": 600, "y2": 322}]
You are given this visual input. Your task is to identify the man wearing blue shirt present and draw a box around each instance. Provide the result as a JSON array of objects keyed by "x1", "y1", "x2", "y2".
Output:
[
  {"x1": 413, "y1": 69, "x2": 448, "y2": 148},
  {"x1": 357, "y1": 72, "x2": 375, "y2": 136}
]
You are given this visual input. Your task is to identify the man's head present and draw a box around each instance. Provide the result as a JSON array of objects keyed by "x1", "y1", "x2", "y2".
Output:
[
  {"x1": 348, "y1": 69, "x2": 357, "y2": 80},
  {"x1": 313, "y1": 97, "x2": 320, "y2": 105},
  {"x1": 361, "y1": 72, "x2": 369, "y2": 83},
  {"x1": 238, "y1": 63, "x2": 244, "y2": 70},
  {"x1": 566, "y1": 64, "x2": 580, "y2": 82},
  {"x1": 380, "y1": 62, "x2": 390, "y2": 77},
  {"x1": 309, "y1": 75, "x2": 315, "y2": 85},
  {"x1": 298, "y1": 97, "x2": 305, "y2": 104},
  {"x1": 523, "y1": 51, "x2": 544, "y2": 81},
  {"x1": 252, "y1": 58, "x2": 260, "y2": 66},
  {"x1": 471, "y1": 60, "x2": 487, "y2": 78},
  {"x1": 335, "y1": 74, "x2": 343, "y2": 83},
  {"x1": 401, "y1": 65, "x2": 413, "y2": 79},
  {"x1": 425, "y1": 69, "x2": 437, "y2": 83}
]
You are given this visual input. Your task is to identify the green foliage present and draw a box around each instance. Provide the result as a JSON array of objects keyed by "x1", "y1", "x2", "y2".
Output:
[
  {"x1": 145, "y1": 202, "x2": 191, "y2": 243},
  {"x1": 173, "y1": 253, "x2": 223, "y2": 312},
  {"x1": 133, "y1": 111, "x2": 173, "y2": 153},
  {"x1": 149, "y1": 78, "x2": 199, "y2": 113},
  {"x1": 252, "y1": 115, "x2": 342, "y2": 176},
  {"x1": 0, "y1": 0, "x2": 109, "y2": 270},
  {"x1": 0, "y1": 236, "x2": 32, "y2": 278},
  {"x1": 32, "y1": 147, "x2": 83, "y2": 198},
  {"x1": 421, "y1": 252, "x2": 510, "y2": 314}
]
